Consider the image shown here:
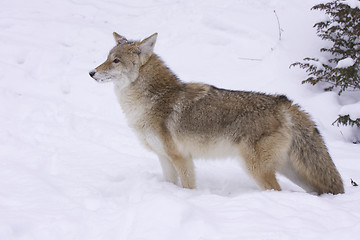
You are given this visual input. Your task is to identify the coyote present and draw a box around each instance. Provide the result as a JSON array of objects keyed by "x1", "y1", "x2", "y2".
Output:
[{"x1": 89, "y1": 33, "x2": 344, "y2": 195}]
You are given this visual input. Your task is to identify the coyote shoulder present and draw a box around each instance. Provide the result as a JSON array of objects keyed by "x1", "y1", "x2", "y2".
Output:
[{"x1": 90, "y1": 33, "x2": 344, "y2": 195}]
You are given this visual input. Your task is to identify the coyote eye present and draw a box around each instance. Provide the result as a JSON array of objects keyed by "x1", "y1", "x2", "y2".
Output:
[{"x1": 113, "y1": 58, "x2": 120, "y2": 63}]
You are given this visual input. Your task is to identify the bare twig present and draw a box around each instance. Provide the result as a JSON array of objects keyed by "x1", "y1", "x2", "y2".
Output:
[
  {"x1": 237, "y1": 11, "x2": 283, "y2": 61},
  {"x1": 237, "y1": 57, "x2": 262, "y2": 61},
  {"x1": 273, "y1": 10, "x2": 282, "y2": 41}
]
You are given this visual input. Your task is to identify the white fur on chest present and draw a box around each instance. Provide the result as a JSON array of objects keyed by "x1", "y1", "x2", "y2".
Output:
[
  {"x1": 114, "y1": 84, "x2": 147, "y2": 127},
  {"x1": 114, "y1": 84, "x2": 165, "y2": 154}
]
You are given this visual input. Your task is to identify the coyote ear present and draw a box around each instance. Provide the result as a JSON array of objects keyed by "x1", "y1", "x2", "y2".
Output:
[
  {"x1": 113, "y1": 32, "x2": 128, "y2": 45},
  {"x1": 138, "y1": 33, "x2": 158, "y2": 65}
]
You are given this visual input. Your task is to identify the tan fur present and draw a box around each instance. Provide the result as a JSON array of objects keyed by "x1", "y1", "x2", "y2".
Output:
[{"x1": 89, "y1": 33, "x2": 344, "y2": 195}]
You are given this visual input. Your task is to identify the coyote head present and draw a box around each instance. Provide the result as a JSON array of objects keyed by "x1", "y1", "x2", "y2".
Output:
[{"x1": 89, "y1": 32, "x2": 157, "y2": 86}]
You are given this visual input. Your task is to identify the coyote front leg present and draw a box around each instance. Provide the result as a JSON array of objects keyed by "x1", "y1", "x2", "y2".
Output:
[
  {"x1": 170, "y1": 154, "x2": 195, "y2": 189},
  {"x1": 161, "y1": 135, "x2": 196, "y2": 189},
  {"x1": 158, "y1": 155, "x2": 179, "y2": 185}
]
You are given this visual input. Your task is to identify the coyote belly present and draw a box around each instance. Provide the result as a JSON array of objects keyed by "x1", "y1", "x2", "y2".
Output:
[{"x1": 90, "y1": 32, "x2": 344, "y2": 195}]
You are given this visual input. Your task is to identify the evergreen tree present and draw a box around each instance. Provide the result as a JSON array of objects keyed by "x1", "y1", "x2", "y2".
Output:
[{"x1": 291, "y1": 0, "x2": 360, "y2": 134}]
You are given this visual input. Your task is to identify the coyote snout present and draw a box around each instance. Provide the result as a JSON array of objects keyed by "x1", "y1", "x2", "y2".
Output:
[
  {"x1": 89, "y1": 69, "x2": 108, "y2": 83},
  {"x1": 89, "y1": 70, "x2": 95, "y2": 78},
  {"x1": 90, "y1": 32, "x2": 344, "y2": 195},
  {"x1": 89, "y1": 61, "x2": 117, "y2": 83}
]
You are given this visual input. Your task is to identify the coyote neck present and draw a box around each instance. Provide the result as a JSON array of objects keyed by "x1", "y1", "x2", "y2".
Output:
[
  {"x1": 114, "y1": 54, "x2": 181, "y2": 128},
  {"x1": 138, "y1": 54, "x2": 181, "y2": 93}
]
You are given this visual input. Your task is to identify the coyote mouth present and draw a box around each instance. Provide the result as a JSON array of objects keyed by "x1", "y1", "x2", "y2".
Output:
[
  {"x1": 94, "y1": 78, "x2": 112, "y2": 83},
  {"x1": 89, "y1": 70, "x2": 112, "y2": 83}
]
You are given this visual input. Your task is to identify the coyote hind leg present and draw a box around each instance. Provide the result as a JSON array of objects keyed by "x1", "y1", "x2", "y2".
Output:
[
  {"x1": 246, "y1": 156, "x2": 282, "y2": 191},
  {"x1": 239, "y1": 137, "x2": 288, "y2": 191},
  {"x1": 255, "y1": 171, "x2": 281, "y2": 191}
]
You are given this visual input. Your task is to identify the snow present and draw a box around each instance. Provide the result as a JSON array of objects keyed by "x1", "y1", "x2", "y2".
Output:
[
  {"x1": 339, "y1": 102, "x2": 360, "y2": 119},
  {"x1": 318, "y1": 0, "x2": 360, "y2": 9},
  {"x1": 336, "y1": 57, "x2": 355, "y2": 68},
  {"x1": 344, "y1": 0, "x2": 360, "y2": 9},
  {"x1": 1, "y1": 0, "x2": 360, "y2": 240}
]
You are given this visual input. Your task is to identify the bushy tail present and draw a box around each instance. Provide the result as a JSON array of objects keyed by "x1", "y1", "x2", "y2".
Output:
[{"x1": 288, "y1": 105, "x2": 344, "y2": 195}]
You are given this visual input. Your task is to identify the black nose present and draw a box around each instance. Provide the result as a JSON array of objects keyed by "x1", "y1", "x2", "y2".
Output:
[{"x1": 89, "y1": 71, "x2": 96, "y2": 77}]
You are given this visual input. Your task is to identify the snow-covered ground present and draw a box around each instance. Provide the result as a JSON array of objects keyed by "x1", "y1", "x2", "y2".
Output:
[{"x1": 1, "y1": 0, "x2": 359, "y2": 239}]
